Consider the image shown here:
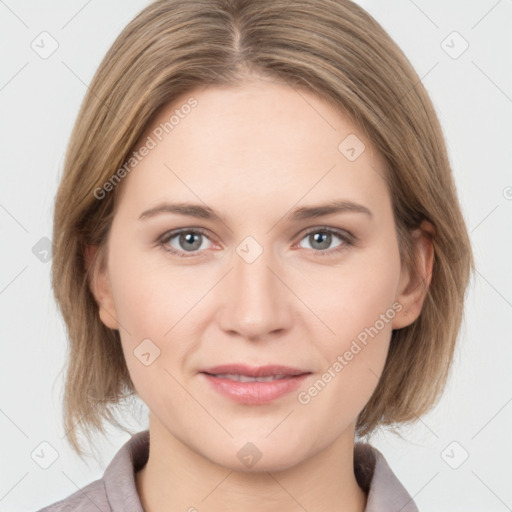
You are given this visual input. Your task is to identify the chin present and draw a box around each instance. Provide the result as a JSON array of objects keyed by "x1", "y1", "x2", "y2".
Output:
[{"x1": 204, "y1": 441, "x2": 309, "y2": 474}]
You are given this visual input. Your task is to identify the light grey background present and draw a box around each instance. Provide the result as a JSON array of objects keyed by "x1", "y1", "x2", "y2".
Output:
[{"x1": 1, "y1": 1, "x2": 511, "y2": 511}]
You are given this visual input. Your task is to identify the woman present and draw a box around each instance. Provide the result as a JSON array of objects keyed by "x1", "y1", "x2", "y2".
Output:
[{"x1": 39, "y1": 0, "x2": 474, "y2": 510}]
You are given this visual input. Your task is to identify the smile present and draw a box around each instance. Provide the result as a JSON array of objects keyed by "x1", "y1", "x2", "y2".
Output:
[
  {"x1": 200, "y1": 371, "x2": 310, "y2": 405},
  {"x1": 210, "y1": 373, "x2": 290, "y2": 382}
]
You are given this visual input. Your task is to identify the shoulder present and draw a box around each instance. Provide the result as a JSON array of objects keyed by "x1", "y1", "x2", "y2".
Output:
[
  {"x1": 354, "y1": 442, "x2": 419, "y2": 512},
  {"x1": 35, "y1": 430, "x2": 150, "y2": 512},
  {"x1": 35, "y1": 478, "x2": 109, "y2": 511}
]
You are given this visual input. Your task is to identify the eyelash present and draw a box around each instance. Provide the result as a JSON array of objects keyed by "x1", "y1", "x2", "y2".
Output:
[{"x1": 157, "y1": 226, "x2": 355, "y2": 259}]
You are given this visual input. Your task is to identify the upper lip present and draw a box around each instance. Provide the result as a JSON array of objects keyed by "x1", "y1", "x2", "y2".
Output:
[{"x1": 200, "y1": 364, "x2": 310, "y2": 377}]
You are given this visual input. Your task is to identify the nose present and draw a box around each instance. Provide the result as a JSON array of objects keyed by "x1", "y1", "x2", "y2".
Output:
[{"x1": 216, "y1": 242, "x2": 294, "y2": 341}]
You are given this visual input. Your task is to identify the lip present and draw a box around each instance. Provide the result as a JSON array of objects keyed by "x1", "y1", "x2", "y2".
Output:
[
  {"x1": 199, "y1": 364, "x2": 311, "y2": 405},
  {"x1": 201, "y1": 364, "x2": 309, "y2": 377}
]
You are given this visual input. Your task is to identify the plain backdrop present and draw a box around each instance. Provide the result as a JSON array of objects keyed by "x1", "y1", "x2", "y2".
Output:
[{"x1": 1, "y1": 1, "x2": 511, "y2": 511}]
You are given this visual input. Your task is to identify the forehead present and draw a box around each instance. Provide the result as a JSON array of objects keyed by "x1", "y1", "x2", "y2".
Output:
[{"x1": 116, "y1": 80, "x2": 389, "y2": 218}]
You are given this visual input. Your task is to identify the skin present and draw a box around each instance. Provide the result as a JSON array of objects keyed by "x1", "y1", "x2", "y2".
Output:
[{"x1": 88, "y1": 77, "x2": 434, "y2": 512}]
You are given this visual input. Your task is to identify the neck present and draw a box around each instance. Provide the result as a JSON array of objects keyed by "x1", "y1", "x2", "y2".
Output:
[{"x1": 136, "y1": 416, "x2": 367, "y2": 512}]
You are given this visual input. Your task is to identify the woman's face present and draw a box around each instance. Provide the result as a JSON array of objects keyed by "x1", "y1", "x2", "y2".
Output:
[{"x1": 92, "y1": 78, "x2": 422, "y2": 471}]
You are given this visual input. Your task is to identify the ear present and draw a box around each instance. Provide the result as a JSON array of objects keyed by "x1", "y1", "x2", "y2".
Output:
[
  {"x1": 392, "y1": 220, "x2": 435, "y2": 330},
  {"x1": 84, "y1": 244, "x2": 119, "y2": 330}
]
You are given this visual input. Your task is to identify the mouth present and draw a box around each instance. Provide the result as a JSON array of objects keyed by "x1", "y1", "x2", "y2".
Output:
[
  {"x1": 204, "y1": 373, "x2": 293, "y2": 382},
  {"x1": 201, "y1": 363, "x2": 310, "y2": 377},
  {"x1": 199, "y1": 364, "x2": 312, "y2": 405}
]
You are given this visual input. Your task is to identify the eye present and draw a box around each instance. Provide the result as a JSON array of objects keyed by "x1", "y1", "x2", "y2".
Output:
[
  {"x1": 159, "y1": 228, "x2": 214, "y2": 257},
  {"x1": 158, "y1": 226, "x2": 354, "y2": 258},
  {"x1": 297, "y1": 227, "x2": 353, "y2": 256}
]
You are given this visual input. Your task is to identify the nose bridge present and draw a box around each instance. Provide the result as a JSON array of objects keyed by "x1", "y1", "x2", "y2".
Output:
[{"x1": 218, "y1": 238, "x2": 291, "y2": 339}]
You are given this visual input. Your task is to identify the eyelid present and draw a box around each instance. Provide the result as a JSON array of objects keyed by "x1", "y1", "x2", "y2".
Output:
[
  {"x1": 297, "y1": 225, "x2": 354, "y2": 243},
  {"x1": 158, "y1": 227, "x2": 217, "y2": 255},
  {"x1": 292, "y1": 226, "x2": 355, "y2": 256},
  {"x1": 158, "y1": 225, "x2": 355, "y2": 257}
]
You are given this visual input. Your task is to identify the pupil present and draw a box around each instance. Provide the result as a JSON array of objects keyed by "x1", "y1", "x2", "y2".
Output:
[
  {"x1": 312, "y1": 232, "x2": 330, "y2": 249},
  {"x1": 182, "y1": 232, "x2": 201, "y2": 251},
  {"x1": 178, "y1": 232, "x2": 332, "y2": 252}
]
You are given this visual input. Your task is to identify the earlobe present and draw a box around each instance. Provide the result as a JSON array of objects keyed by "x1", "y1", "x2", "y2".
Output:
[
  {"x1": 84, "y1": 244, "x2": 120, "y2": 331},
  {"x1": 392, "y1": 221, "x2": 435, "y2": 330}
]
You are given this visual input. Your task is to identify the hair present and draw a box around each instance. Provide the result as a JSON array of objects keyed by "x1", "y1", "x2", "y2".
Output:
[{"x1": 52, "y1": 0, "x2": 474, "y2": 455}]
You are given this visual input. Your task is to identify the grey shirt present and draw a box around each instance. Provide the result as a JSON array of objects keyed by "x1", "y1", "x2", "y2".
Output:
[{"x1": 37, "y1": 430, "x2": 418, "y2": 511}]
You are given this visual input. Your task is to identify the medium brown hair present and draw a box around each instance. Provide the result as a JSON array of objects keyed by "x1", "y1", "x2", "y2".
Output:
[{"x1": 52, "y1": 0, "x2": 474, "y2": 455}]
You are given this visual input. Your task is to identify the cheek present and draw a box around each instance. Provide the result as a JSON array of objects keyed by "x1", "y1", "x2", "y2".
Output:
[
  {"x1": 108, "y1": 241, "x2": 197, "y2": 337},
  {"x1": 108, "y1": 222, "x2": 401, "y2": 420},
  {"x1": 301, "y1": 239, "x2": 401, "y2": 347},
  {"x1": 106, "y1": 242, "x2": 215, "y2": 402},
  {"x1": 295, "y1": 241, "x2": 401, "y2": 412},
  {"x1": 109, "y1": 264, "x2": 194, "y2": 415}
]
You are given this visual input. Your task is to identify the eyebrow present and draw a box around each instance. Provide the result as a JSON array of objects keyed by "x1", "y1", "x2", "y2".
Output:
[{"x1": 138, "y1": 199, "x2": 373, "y2": 222}]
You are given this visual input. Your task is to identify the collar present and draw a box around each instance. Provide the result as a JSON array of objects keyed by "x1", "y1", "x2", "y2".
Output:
[{"x1": 103, "y1": 430, "x2": 418, "y2": 511}]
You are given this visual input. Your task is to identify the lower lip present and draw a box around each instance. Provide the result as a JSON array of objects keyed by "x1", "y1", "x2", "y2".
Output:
[{"x1": 200, "y1": 373, "x2": 310, "y2": 405}]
